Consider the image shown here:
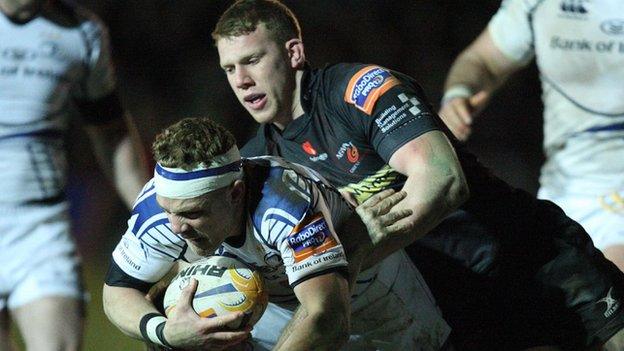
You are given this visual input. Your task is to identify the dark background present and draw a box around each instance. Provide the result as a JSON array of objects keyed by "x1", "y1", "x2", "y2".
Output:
[{"x1": 60, "y1": 1, "x2": 544, "y2": 349}]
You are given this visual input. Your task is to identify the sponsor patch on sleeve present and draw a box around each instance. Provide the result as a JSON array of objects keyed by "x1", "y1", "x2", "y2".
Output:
[
  {"x1": 344, "y1": 66, "x2": 400, "y2": 115},
  {"x1": 286, "y1": 213, "x2": 339, "y2": 263}
]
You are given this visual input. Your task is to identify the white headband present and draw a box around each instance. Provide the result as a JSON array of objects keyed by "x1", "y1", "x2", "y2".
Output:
[{"x1": 154, "y1": 146, "x2": 243, "y2": 199}]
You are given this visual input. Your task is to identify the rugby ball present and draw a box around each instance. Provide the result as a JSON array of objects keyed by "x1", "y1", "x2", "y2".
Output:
[{"x1": 163, "y1": 255, "x2": 268, "y2": 328}]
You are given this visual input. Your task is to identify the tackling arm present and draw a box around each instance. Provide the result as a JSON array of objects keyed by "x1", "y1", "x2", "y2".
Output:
[
  {"x1": 358, "y1": 130, "x2": 469, "y2": 264},
  {"x1": 274, "y1": 273, "x2": 351, "y2": 350}
]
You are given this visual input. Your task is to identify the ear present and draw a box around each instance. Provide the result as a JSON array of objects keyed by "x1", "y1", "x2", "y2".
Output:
[
  {"x1": 285, "y1": 39, "x2": 305, "y2": 69},
  {"x1": 229, "y1": 179, "x2": 246, "y2": 204}
]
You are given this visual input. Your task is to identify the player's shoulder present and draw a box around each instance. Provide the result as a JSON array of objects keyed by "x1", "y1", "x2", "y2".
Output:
[
  {"x1": 314, "y1": 63, "x2": 412, "y2": 115},
  {"x1": 128, "y1": 179, "x2": 170, "y2": 237},
  {"x1": 245, "y1": 158, "x2": 315, "y2": 240},
  {"x1": 498, "y1": 0, "x2": 543, "y2": 14}
]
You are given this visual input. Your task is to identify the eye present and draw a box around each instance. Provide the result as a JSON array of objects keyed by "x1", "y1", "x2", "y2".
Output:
[
  {"x1": 223, "y1": 66, "x2": 234, "y2": 74},
  {"x1": 248, "y1": 57, "x2": 259, "y2": 65},
  {"x1": 181, "y1": 211, "x2": 203, "y2": 220}
]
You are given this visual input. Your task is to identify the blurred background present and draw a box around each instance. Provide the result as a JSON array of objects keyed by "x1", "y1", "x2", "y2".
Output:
[{"x1": 58, "y1": 0, "x2": 543, "y2": 349}]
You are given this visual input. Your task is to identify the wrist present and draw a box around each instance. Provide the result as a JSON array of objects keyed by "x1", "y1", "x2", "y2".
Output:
[
  {"x1": 139, "y1": 313, "x2": 172, "y2": 349},
  {"x1": 441, "y1": 85, "x2": 473, "y2": 105}
]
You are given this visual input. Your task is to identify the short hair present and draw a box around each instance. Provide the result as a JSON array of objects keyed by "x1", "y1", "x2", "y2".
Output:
[
  {"x1": 212, "y1": 0, "x2": 301, "y2": 45},
  {"x1": 152, "y1": 117, "x2": 237, "y2": 170}
]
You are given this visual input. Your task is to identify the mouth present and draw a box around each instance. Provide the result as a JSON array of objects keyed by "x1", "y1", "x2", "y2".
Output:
[{"x1": 243, "y1": 93, "x2": 267, "y2": 110}]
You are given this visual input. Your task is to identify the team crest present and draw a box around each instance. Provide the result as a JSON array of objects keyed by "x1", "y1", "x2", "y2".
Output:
[{"x1": 344, "y1": 66, "x2": 400, "y2": 115}]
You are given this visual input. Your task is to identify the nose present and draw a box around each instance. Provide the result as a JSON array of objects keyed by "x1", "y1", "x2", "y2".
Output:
[
  {"x1": 168, "y1": 215, "x2": 190, "y2": 235},
  {"x1": 234, "y1": 67, "x2": 254, "y2": 89}
]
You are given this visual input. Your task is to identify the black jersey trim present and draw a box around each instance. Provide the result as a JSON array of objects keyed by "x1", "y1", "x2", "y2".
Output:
[
  {"x1": 104, "y1": 258, "x2": 153, "y2": 293},
  {"x1": 289, "y1": 267, "x2": 349, "y2": 289}
]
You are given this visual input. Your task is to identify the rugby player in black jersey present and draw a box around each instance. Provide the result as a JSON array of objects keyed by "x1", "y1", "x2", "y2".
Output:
[{"x1": 212, "y1": 1, "x2": 624, "y2": 350}]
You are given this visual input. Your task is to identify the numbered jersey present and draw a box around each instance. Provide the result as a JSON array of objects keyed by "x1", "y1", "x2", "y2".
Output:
[
  {"x1": 489, "y1": 0, "x2": 624, "y2": 195},
  {"x1": 0, "y1": 3, "x2": 117, "y2": 202},
  {"x1": 109, "y1": 157, "x2": 352, "y2": 305}
]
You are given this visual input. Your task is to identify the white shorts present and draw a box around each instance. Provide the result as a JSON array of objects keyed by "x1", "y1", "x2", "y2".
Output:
[
  {"x1": 251, "y1": 250, "x2": 451, "y2": 350},
  {"x1": 538, "y1": 187, "x2": 624, "y2": 250},
  {"x1": 0, "y1": 201, "x2": 84, "y2": 310}
]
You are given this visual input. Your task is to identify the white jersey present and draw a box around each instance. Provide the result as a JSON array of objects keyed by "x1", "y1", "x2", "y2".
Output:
[
  {"x1": 0, "y1": 4, "x2": 116, "y2": 202},
  {"x1": 489, "y1": 0, "x2": 624, "y2": 195},
  {"x1": 112, "y1": 157, "x2": 352, "y2": 304},
  {"x1": 110, "y1": 157, "x2": 450, "y2": 349}
]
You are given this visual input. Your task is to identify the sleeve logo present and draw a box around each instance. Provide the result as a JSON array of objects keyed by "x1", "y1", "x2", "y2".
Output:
[
  {"x1": 344, "y1": 66, "x2": 400, "y2": 115},
  {"x1": 286, "y1": 213, "x2": 338, "y2": 263}
]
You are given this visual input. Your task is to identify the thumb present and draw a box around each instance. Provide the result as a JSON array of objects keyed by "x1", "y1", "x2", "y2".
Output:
[{"x1": 469, "y1": 90, "x2": 490, "y2": 110}]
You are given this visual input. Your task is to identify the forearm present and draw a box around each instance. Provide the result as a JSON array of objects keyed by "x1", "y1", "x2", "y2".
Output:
[
  {"x1": 274, "y1": 306, "x2": 349, "y2": 351},
  {"x1": 365, "y1": 133, "x2": 469, "y2": 264},
  {"x1": 102, "y1": 284, "x2": 161, "y2": 340},
  {"x1": 444, "y1": 29, "x2": 520, "y2": 95},
  {"x1": 113, "y1": 135, "x2": 149, "y2": 208},
  {"x1": 86, "y1": 117, "x2": 149, "y2": 209}
]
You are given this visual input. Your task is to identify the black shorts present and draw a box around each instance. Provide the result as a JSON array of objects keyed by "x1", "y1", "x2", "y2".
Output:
[{"x1": 409, "y1": 195, "x2": 624, "y2": 351}]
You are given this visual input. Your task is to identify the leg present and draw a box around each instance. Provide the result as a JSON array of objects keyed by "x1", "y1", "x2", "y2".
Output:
[
  {"x1": 12, "y1": 297, "x2": 83, "y2": 351},
  {"x1": 0, "y1": 307, "x2": 17, "y2": 351}
]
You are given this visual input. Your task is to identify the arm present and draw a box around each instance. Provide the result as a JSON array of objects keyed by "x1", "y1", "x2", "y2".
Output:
[
  {"x1": 439, "y1": 29, "x2": 523, "y2": 140},
  {"x1": 85, "y1": 114, "x2": 149, "y2": 208},
  {"x1": 357, "y1": 130, "x2": 469, "y2": 264},
  {"x1": 103, "y1": 280, "x2": 250, "y2": 350},
  {"x1": 274, "y1": 273, "x2": 350, "y2": 350}
]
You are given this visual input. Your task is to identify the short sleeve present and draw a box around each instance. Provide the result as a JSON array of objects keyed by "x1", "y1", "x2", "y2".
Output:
[
  {"x1": 488, "y1": 0, "x2": 538, "y2": 63},
  {"x1": 275, "y1": 185, "x2": 348, "y2": 287},
  {"x1": 337, "y1": 65, "x2": 441, "y2": 162}
]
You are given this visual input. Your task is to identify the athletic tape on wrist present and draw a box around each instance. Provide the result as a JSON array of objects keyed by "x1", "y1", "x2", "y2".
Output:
[
  {"x1": 441, "y1": 85, "x2": 473, "y2": 105},
  {"x1": 154, "y1": 146, "x2": 243, "y2": 199},
  {"x1": 139, "y1": 313, "x2": 172, "y2": 348}
]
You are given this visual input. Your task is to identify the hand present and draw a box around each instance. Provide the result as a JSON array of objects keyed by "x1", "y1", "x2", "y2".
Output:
[
  {"x1": 355, "y1": 189, "x2": 414, "y2": 246},
  {"x1": 438, "y1": 90, "x2": 489, "y2": 141},
  {"x1": 163, "y1": 279, "x2": 251, "y2": 350}
]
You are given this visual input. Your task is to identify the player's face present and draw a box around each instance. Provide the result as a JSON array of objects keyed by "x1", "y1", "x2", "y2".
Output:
[
  {"x1": 157, "y1": 188, "x2": 238, "y2": 257},
  {"x1": 217, "y1": 23, "x2": 297, "y2": 127},
  {"x1": 0, "y1": 0, "x2": 45, "y2": 21}
]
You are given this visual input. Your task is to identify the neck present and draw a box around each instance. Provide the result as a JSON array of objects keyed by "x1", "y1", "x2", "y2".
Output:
[{"x1": 272, "y1": 70, "x2": 305, "y2": 131}]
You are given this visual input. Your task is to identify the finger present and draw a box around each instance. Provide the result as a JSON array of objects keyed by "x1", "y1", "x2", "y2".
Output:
[
  {"x1": 177, "y1": 278, "x2": 199, "y2": 312},
  {"x1": 380, "y1": 208, "x2": 413, "y2": 226},
  {"x1": 451, "y1": 99, "x2": 473, "y2": 126},
  {"x1": 448, "y1": 104, "x2": 472, "y2": 141},
  {"x1": 371, "y1": 190, "x2": 408, "y2": 216},
  {"x1": 200, "y1": 311, "x2": 246, "y2": 330},
  {"x1": 204, "y1": 330, "x2": 251, "y2": 348},
  {"x1": 359, "y1": 189, "x2": 396, "y2": 209},
  {"x1": 385, "y1": 218, "x2": 416, "y2": 235},
  {"x1": 469, "y1": 90, "x2": 490, "y2": 112}
]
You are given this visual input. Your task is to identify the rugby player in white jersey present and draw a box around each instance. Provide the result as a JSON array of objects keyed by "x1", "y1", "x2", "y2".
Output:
[
  {"x1": 0, "y1": 0, "x2": 147, "y2": 350},
  {"x1": 439, "y1": 1, "x2": 624, "y2": 348},
  {"x1": 103, "y1": 117, "x2": 452, "y2": 351}
]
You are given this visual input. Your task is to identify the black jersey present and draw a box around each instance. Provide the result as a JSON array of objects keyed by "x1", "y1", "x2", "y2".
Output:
[{"x1": 242, "y1": 63, "x2": 512, "y2": 216}]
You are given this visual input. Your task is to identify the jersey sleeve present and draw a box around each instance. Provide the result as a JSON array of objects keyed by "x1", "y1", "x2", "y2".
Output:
[
  {"x1": 261, "y1": 169, "x2": 349, "y2": 287},
  {"x1": 331, "y1": 64, "x2": 442, "y2": 163},
  {"x1": 488, "y1": 0, "x2": 538, "y2": 63},
  {"x1": 107, "y1": 180, "x2": 186, "y2": 288}
]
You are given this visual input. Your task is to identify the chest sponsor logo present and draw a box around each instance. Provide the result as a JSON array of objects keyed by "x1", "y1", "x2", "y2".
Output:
[
  {"x1": 286, "y1": 214, "x2": 338, "y2": 263},
  {"x1": 344, "y1": 66, "x2": 400, "y2": 115},
  {"x1": 601, "y1": 20, "x2": 624, "y2": 36},
  {"x1": 301, "y1": 141, "x2": 328, "y2": 162},
  {"x1": 336, "y1": 142, "x2": 360, "y2": 163}
]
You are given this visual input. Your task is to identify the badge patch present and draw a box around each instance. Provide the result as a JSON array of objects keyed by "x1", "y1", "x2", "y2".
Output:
[
  {"x1": 286, "y1": 214, "x2": 337, "y2": 263},
  {"x1": 344, "y1": 66, "x2": 400, "y2": 115}
]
